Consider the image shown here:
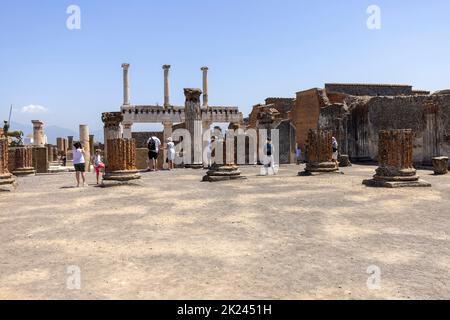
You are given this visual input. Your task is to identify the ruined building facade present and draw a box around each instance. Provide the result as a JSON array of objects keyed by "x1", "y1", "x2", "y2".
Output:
[{"x1": 249, "y1": 84, "x2": 450, "y2": 166}]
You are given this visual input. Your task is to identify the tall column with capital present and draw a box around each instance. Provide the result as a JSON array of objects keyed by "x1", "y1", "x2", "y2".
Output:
[
  {"x1": 122, "y1": 63, "x2": 130, "y2": 106},
  {"x1": 184, "y1": 88, "x2": 203, "y2": 168},
  {"x1": 163, "y1": 65, "x2": 171, "y2": 108},
  {"x1": 102, "y1": 112, "x2": 124, "y2": 160}
]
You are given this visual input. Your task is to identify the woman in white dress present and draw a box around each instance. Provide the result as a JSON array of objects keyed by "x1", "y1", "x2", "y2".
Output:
[
  {"x1": 332, "y1": 137, "x2": 339, "y2": 165},
  {"x1": 166, "y1": 137, "x2": 176, "y2": 170}
]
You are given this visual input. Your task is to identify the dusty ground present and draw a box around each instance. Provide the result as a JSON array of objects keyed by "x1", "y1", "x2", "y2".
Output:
[{"x1": 0, "y1": 164, "x2": 449, "y2": 300}]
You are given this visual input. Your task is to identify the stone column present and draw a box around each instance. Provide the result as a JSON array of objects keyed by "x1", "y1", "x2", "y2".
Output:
[
  {"x1": 32, "y1": 120, "x2": 45, "y2": 146},
  {"x1": 89, "y1": 135, "x2": 95, "y2": 156},
  {"x1": 123, "y1": 123, "x2": 133, "y2": 139},
  {"x1": 57, "y1": 138, "x2": 65, "y2": 154},
  {"x1": 163, "y1": 121, "x2": 173, "y2": 169},
  {"x1": 184, "y1": 88, "x2": 203, "y2": 168},
  {"x1": 32, "y1": 146, "x2": 48, "y2": 173},
  {"x1": 80, "y1": 125, "x2": 91, "y2": 172},
  {"x1": 163, "y1": 65, "x2": 171, "y2": 108},
  {"x1": 102, "y1": 112, "x2": 124, "y2": 160},
  {"x1": 201, "y1": 66, "x2": 209, "y2": 108},
  {"x1": 103, "y1": 138, "x2": 141, "y2": 181},
  {"x1": 9, "y1": 147, "x2": 35, "y2": 176},
  {"x1": 299, "y1": 129, "x2": 339, "y2": 176},
  {"x1": 68, "y1": 136, "x2": 74, "y2": 150},
  {"x1": 0, "y1": 138, "x2": 16, "y2": 187},
  {"x1": 122, "y1": 63, "x2": 130, "y2": 106},
  {"x1": 363, "y1": 129, "x2": 431, "y2": 188}
]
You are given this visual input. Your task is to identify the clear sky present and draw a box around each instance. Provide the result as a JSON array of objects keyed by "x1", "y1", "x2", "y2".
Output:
[{"x1": 1, "y1": 0, "x2": 450, "y2": 134}]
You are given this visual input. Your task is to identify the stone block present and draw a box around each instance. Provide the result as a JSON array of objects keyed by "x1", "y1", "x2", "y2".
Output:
[{"x1": 433, "y1": 156, "x2": 449, "y2": 175}]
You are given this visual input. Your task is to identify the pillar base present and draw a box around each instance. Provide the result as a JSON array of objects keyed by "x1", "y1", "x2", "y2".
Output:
[
  {"x1": 300, "y1": 162, "x2": 340, "y2": 176},
  {"x1": 363, "y1": 178, "x2": 431, "y2": 188},
  {"x1": 0, "y1": 173, "x2": 17, "y2": 187},
  {"x1": 12, "y1": 168, "x2": 36, "y2": 176},
  {"x1": 185, "y1": 164, "x2": 204, "y2": 169},
  {"x1": 202, "y1": 164, "x2": 247, "y2": 182},
  {"x1": 103, "y1": 170, "x2": 141, "y2": 182},
  {"x1": 432, "y1": 157, "x2": 449, "y2": 175}
]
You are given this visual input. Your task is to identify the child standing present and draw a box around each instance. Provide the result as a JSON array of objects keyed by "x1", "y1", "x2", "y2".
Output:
[{"x1": 92, "y1": 149, "x2": 105, "y2": 185}]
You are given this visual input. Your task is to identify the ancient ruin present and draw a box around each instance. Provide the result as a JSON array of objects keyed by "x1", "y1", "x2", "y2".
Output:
[
  {"x1": 0, "y1": 138, "x2": 16, "y2": 188},
  {"x1": 202, "y1": 163, "x2": 246, "y2": 182},
  {"x1": 8, "y1": 146, "x2": 35, "y2": 176},
  {"x1": 363, "y1": 129, "x2": 431, "y2": 188},
  {"x1": 103, "y1": 138, "x2": 141, "y2": 182},
  {"x1": 299, "y1": 129, "x2": 339, "y2": 176},
  {"x1": 432, "y1": 156, "x2": 449, "y2": 175}
]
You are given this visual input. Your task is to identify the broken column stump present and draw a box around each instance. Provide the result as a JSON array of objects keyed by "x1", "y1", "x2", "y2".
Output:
[
  {"x1": 202, "y1": 164, "x2": 246, "y2": 182},
  {"x1": 299, "y1": 129, "x2": 339, "y2": 176},
  {"x1": 338, "y1": 155, "x2": 352, "y2": 167},
  {"x1": 363, "y1": 129, "x2": 431, "y2": 188},
  {"x1": 0, "y1": 138, "x2": 17, "y2": 189},
  {"x1": 9, "y1": 147, "x2": 36, "y2": 176},
  {"x1": 103, "y1": 138, "x2": 141, "y2": 182},
  {"x1": 432, "y1": 156, "x2": 449, "y2": 175}
]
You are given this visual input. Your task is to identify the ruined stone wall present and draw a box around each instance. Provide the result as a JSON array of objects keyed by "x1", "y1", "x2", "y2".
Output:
[
  {"x1": 265, "y1": 98, "x2": 296, "y2": 119},
  {"x1": 318, "y1": 104, "x2": 349, "y2": 155},
  {"x1": 132, "y1": 132, "x2": 164, "y2": 149},
  {"x1": 342, "y1": 94, "x2": 450, "y2": 165},
  {"x1": 325, "y1": 83, "x2": 413, "y2": 96},
  {"x1": 291, "y1": 89, "x2": 326, "y2": 151},
  {"x1": 277, "y1": 120, "x2": 297, "y2": 164}
]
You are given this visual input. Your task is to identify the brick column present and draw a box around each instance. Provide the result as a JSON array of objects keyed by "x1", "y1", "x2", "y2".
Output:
[
  {"x1": 363, "y1": 129, "x2": 431, "y2": 188},
  {"x1": 102, "y1": 112, "x2": 124, "y2": 160},
  {"x1": 9, "y1": 147, "x2": 35, "y2": 176},
  {"x1": 300, "y1": 129, "x2": 338, "y2": 175},
  {"x1": 103, "y1": 138, "x2": 141, "y2": 181},
  {"x1": 0, "y1": 138, "x2": 16, "y2": 187}
]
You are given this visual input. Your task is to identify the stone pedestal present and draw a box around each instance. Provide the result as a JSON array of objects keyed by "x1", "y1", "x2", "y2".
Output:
[
  {"x1": 0, "y1": 138, "x2": 17, "y2": 188},
  {"x1": 363, "y1": 130, "x2": 431, "y2": 188},
  {"x1": 299, "y1": 129, "x2": 339, "y2": 176},
  {"x1": 202, "y1": 164, "x2": 246, "y2": 182},
  {"x1": 32, "y1": 146, "x2": 49, "y2": 173},
  {"x1": 433, "y1": 156, "x2": 449, "y2": 175},
  {"x1": 338, "y1": 155, "x2": 352, "y2": 167},
  {"x1": 9, "y1": 147, "x2": 35, "y2": 176},
  {"x1": 103, "y1": 139, "x2": 141, "y2": 181}
]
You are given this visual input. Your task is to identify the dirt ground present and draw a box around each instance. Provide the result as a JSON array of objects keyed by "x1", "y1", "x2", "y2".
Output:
[{"x1": 0, "y1": 164, "x2": 449, "y2": 300}]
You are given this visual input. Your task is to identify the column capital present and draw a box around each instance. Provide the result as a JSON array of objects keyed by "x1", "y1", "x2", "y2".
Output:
[
  {"x1": 201, "y1": 66, "x2": 209, "y2": 71},
  {"x1": 121, "y1": 63, "x2": 130, "y2": 70},
  {"x1": 163, "y1": 64, "x2": 171, "y2": 70}
]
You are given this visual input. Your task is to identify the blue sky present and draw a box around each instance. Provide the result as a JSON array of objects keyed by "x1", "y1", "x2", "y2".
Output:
[{"x1": 1, "y1": 0, "x2": 450, "y2": 136}]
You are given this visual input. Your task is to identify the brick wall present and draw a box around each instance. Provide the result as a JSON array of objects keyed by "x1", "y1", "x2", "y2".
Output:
[{"x1": 325, "y1": 83, "x2": 413, "y2": 96}]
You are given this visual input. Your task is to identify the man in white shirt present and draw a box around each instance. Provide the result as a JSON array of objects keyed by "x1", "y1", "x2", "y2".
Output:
[{"x1": 147, "y1": 136, "x2": 162, "y2": 171}]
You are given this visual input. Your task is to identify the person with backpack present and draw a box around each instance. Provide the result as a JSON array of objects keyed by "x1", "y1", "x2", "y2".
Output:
[
  {"x1": 262, "y1": 137, "x2": 276, "y2": 176},
  {"x1": 147, "y1": 135, "x2": 161, "y2": 171}
]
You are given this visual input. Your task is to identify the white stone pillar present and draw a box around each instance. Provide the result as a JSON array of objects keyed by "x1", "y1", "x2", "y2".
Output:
[
  {"x1": 32, "y1": 120, "x2": 45, "y2": 146},
  {"x1": 123, "y1": 122, "x2": 133, "y2": 139},
  {"x1": 122, "y1": 63, "x2": 130, "y2": 106},
  {"x1": 80, "y1": 125, "x2": 91, "y2": 171},
  {"x1": 163, "y1": 65, "x2": 171, "y2": 108},
  {"x1": 201, "y1": 66, "x2": 209, "y2": 108},
  {"x1": 163, "y1": 121, "x2": 173, "y2": 169}
]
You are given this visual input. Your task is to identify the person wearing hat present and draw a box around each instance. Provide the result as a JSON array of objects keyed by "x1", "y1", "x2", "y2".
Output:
[{"x1": 166, "y1": 137, "x2": 176, "y2": 170}]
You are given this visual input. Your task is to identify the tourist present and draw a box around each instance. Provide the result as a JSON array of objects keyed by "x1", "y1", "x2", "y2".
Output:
[
  {"x1": 332, "y1": 137, "x2": 339, "y2": 165},
  {"x1": 92, "y1": 149, "x2": 105, "y2": 184},
  {"x1": 262, "y1": 137, "x2": 276, "y2": 176},
  {"x1": 165, "y1": 137, "x2": 176, "y2": 170},
  {"x1": 206, "y1": 136, "x2": 216, "y2": 168},
  {"x1": 147, "y1": 135, "x2": 161, "y2": 171},
  {"x1": 73, "y1": 142, "x2": 86, "y2": 187},
  {"x1": 296, "y1": 146, "x2": 302, "y2": 164}
]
